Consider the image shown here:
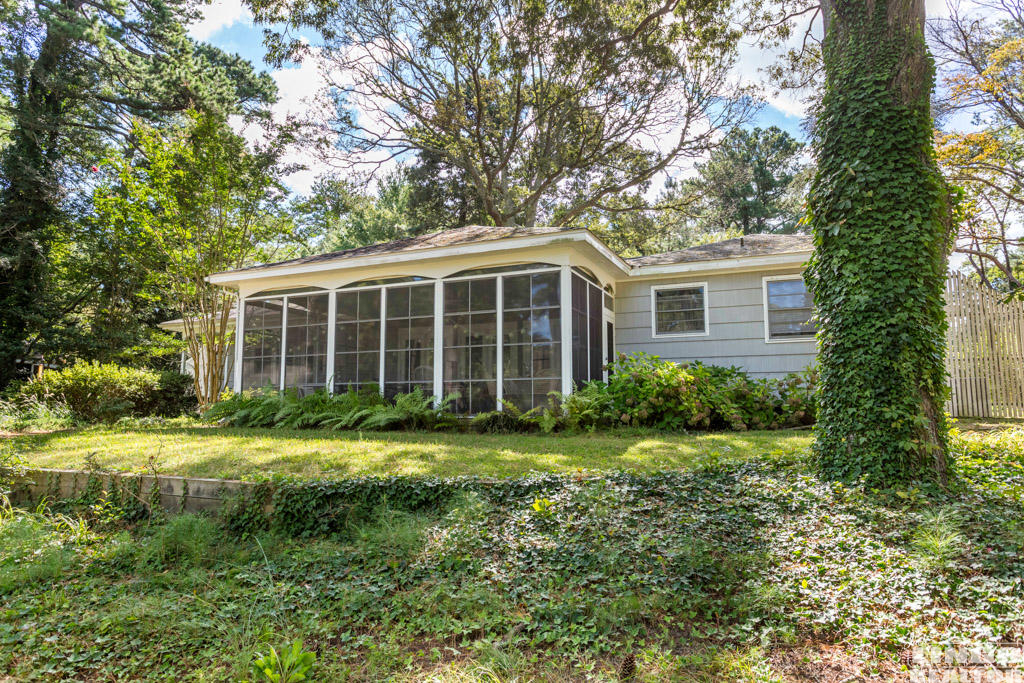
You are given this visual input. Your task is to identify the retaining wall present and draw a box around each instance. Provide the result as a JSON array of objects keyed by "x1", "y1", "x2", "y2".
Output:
[{"x1": 7, "y1": 468, "x2": 257, "y2": 515}]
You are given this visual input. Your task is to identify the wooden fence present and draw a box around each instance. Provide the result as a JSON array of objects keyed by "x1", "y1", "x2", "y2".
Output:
[{"x1": 945, "y1": 272, "x2": 1024, "y2": 418}]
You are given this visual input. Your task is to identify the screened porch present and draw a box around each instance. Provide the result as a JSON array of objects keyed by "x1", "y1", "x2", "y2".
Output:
[{"x1": 237, "y1": 264, "x2": 614, "y2": 414}]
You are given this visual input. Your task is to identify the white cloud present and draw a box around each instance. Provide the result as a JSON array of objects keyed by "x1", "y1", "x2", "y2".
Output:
[{"x1": 188, "y1": 0, "x2": 252, "y2": 41}]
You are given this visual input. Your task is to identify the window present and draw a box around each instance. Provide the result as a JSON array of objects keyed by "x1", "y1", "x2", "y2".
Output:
[
  {"x1": 651, "y1": 283, "x2": 708, "y2": 337},
  {"x1": 571, "y1": 274, "x2": 605, "y2": 387},
  {"x1": 384, "y1": 284, "x2": 435, "y2": 398},
  {"x1": 284, "y1": 294, "x2": 329, "y2": 393},
  {"x1": 443, "y1": 278, "x2": 497, "y2": 413},
  {"x1": 334, "y1": 289, "x2": 381, "y2": 392},
  {"x1": 241, "y1": 298, "x2": 283, "y2": 389},
  {"x1": 503, "y1": 271, "x2": 561, "y2": 411},
  {"x1": 763, "y1": 276, "x2": 816, "y2": 341}
]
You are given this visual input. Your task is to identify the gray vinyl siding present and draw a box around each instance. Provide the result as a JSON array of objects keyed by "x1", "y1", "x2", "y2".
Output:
[{"x1": 614, "y1": 270, "x2": 816, "y2": 379}]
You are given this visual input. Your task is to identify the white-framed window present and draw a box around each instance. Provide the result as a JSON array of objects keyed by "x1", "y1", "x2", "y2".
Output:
[
  {"x1": 763, "y1": 275, "x2": 816, "y2": 342},
  {"x1": 650, "y1": 282, "x2": 709, "y2": 337}
]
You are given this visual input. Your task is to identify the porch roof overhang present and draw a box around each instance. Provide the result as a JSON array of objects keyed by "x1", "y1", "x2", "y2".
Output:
[{"x1": 208, "y1": 227, "x2": 631, "y2": 289}]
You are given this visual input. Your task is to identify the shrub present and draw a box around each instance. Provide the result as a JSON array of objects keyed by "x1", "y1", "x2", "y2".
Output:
[
  {"x1": 530, "y1": 382, "x2": 615, "y2": 433},
  {"x1": 143, "y1": 370, "x2": 198, "y2": 417},
  {"x1": 15, "y1": 361, "x2": 163, "y2": 423},
  {"x1": 603, "y1": 352, "x2": 816, "y2": 431}
]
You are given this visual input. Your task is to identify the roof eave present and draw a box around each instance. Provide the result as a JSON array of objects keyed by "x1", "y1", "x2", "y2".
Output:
[
  {"x1": 207, "y1": 230, "x2": 631, "y2": 286},
  {"x1": 627, "y1": 250, "x2": 812, "y2": 279}
]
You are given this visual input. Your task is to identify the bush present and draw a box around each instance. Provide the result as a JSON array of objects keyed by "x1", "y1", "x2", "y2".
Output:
[
  {"x1": 601, "y1": 352, "x2": 816, "y2": 431},
  {"x1": 15, "y1": 362, "x2": 164, "y2": 423},
  {"x1": 143, "y1": 371, "x2": 197, "y2": 417}
]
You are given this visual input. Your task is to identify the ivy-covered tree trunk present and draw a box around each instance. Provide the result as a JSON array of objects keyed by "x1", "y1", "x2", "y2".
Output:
[{"x1": 806, "y1": 0, "x2": 952, "y2": 486}]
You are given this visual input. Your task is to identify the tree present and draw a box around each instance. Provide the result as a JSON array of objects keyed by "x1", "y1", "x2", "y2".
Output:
[
  {"x1": 403, "y1": 149, "x2": 490, "y2": 233},
  {"x1": 0, "y1": 0, "x2": 275, "y2": 387},
  {"x1": 805, "y1": 0, "x2": 953, "y2": 485},
  {"x1": 931, "y1": 0, "x2": 1024, "y2": 296},
  {"x1": 672, "y1": 126, "x2": 808, "y2": 235},
  {"x1": 290, "y1": 150, "x2": 490, "y2": 253},
  {"x1": 95, "y1": 112, "x2": 290, "y2": 408},
  {"x1": 252, "y1": 0, "x2": 750, "y2": 227}
]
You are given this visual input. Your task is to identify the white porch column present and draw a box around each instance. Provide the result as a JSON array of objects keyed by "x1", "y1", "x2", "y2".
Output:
[
  {"x1": 495, "y1": 276, "x2": 504, "y2": 408},
  {"x1": 325, "y1": 291, "x2": 337, "y2": 392},
  {"x1": 278, "y1": 296, "x2": 288, "y2": 390},
  {"x1": 432, "y1": 279, "x2": 443, "y2": 405},
  {"x1": 559, "y1": 265, "x2": 573, "y2": 396},
  {"x1": 379, "y1": 287, "x2": 388, "y2": 395},
  {"x1": 232, "y1": 295, "x2": 244, "y2": 392}
]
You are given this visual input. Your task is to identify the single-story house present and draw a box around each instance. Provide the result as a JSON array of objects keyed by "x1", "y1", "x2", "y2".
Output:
[{"x1": 167, "y1": 226, "x2": 816, "y2": 414}]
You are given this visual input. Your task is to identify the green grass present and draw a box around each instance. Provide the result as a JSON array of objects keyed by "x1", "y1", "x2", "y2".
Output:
[
  {"x1": 5, "y1": 424, "x2": 813, "y2": 479},
  {"x1": 3, "y1": 428, "x2": 1023, "y2": 681}
]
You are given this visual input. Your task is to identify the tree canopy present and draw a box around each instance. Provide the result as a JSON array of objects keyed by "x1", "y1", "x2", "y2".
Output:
[
  {"x1": 0, "y1": 0, "x2": 277, "y2": 385},
  {"x1": 251, "y1": 0, "x2": 751, "y2": 227},
  {"x1": 95, "y1": 111, "x2": 291, "y2": 406}
]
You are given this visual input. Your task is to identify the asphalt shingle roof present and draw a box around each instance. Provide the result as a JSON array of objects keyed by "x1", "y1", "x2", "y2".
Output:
[
  {"x1": 626, "y1": 234, "x2": 813, "y2": 267},
  {"x1": 214, "y1": 226, "x2": 812, "y2": 278},
  {"x1": 221, "y1": 225, "x2": 580, "y2": 275}
]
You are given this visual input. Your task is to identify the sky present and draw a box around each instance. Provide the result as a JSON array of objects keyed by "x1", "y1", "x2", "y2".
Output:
[{"x1": 190, "y1": 0, "x2": 959, "y2": 196}]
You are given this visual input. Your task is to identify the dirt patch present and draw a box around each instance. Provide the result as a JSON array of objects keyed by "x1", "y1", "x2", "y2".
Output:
[{"x1": 769, "y1": 643, "x2": 906, "y2": 682}]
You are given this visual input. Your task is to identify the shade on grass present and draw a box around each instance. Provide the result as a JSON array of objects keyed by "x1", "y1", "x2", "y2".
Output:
[{"x1": 7, "y1": 425, "x2": 813, "y2": 479}]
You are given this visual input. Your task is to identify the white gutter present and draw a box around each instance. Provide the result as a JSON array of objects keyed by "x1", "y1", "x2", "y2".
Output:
[{"x1": 208, "y1": 230, "x2": 632, "y2": 285}]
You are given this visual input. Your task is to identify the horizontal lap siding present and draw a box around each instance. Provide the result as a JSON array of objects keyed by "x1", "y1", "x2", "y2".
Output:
[{"x1": 614, "y1": 270, "x2": 816, "y2": 379}]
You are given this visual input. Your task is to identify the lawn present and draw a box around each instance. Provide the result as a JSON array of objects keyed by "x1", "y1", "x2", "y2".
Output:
[
  {"x1": 1, "y1": 427, "x2": 1022, "y2": 681},
  {"x1": 5, "y1": 423, "x2": 813, "y2": 479}
]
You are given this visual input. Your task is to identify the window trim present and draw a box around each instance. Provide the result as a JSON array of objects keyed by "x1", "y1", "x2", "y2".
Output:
[
  {"x1": 762, "y1": 274, "x2": 816, "y2": 344},
  {"x1": 650, "y1": 282, "x2": 710, "y2": 338}
]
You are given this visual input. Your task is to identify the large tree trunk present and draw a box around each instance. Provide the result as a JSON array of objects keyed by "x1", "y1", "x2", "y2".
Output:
[{"x1": 807, "y1": 0, "x2": 952, "y2": 486}]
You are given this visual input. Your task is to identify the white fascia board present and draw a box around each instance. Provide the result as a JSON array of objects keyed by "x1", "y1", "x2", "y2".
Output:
[
  {"x1": 626, "y1": 251, "x2": 811, "y2": 280},
  {"x1": 157, "y1": 316, "x2": 237, "y2": 333},
  {"x1": 208, "y1": 230, "x2": 632, "y2": 286}
]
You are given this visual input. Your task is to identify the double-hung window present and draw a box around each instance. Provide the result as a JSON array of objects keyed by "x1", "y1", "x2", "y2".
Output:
[
  {"x1": 651, "y1": 283, "x2": 708, "y2": 337},
  {"x1": 763, "y1": 276, "x2": 816, "y2": 341}
]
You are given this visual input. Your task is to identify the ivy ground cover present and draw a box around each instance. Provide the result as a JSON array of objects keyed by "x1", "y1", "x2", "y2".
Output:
[
  {"x1": 6, "y1": 423, "x2": 812, "y2": 479},
  {"x1": 1, "y1": 428, "x2": 1023, "y2": 680}
]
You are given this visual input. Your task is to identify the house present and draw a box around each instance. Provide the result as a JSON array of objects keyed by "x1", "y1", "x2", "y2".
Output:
[{"x1": 178, "y1": 225, "x2": 815, "y2": 414}]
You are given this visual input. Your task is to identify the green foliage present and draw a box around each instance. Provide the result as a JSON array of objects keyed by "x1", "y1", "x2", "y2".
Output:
[
  {"x1": 16, "y1": 362, "x2": 159, "y2": 423},
  {"x1": 145, "y1": 371, "x2": 198, "y2": 417},
  {"x1": 2, "y1": 427, "x2": 1023, "y2": 678},
  {"x1": 910, "y1": 507, "x2": 964, "y2": 570},
  {"x1": 206, "y1": 386, "x2": 460, "y2": 432},
  {"x1": 11, "y1": 362, "x2": 194, "y2": 423},
  {"x1": 671, "y1": 126, "x2": 809, "y2": 236},
  {"x1": 294, "y1": 160, "x2": 489, "y2": 255},
  {"x1": 601, "y1": 352, "x2": 816, "y2": 431},
  {"x1": 470, "y1": 400, "x2": 535, "y2": 434},
  {"x1": 254, "y1": 0, "x2": 746, "y2": 227},
  {"x1": 0, "y1": 0, "x2": 275, "y2": 389},
  {"x1": 136, "y1": 514, "x2": 221, "y2": 571},
  {"x1": 806, "y1": 0, "x2": 953, "y2": 485},
  {"x1": 249, "y1": 641, "x2": 316, "y2": 683},
  {"x1": 95, "y1": 111, "x2": 292, "y2": 408},
  {"x1": 0, "y1": 396, "x2": 78, "y2": 432}
]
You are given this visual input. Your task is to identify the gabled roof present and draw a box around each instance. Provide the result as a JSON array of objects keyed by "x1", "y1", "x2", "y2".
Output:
[
  {"x1": 218, "y1": 225, "x2": 580, "y2": 276},
  {"x1": 626, "y1": 234, "x2": 813, "y2": 267}
]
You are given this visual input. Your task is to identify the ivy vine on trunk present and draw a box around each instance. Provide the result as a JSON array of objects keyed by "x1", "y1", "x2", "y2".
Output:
[{"x1": 806, "y1": 0, "x2": 954, "y2": 486}]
